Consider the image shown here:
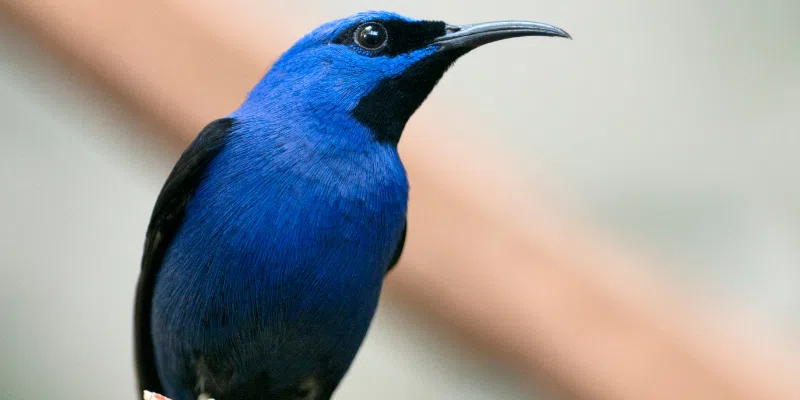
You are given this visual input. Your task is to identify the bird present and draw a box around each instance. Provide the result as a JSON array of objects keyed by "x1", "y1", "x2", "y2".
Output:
[{"x1": 134, "y1": 10, "x2": 570, "y2": 400}]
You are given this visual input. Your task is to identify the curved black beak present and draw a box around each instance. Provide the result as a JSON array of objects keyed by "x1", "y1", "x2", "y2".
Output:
[{"x1": 432, "y1": 20, "x2": 571, "y2": 51}]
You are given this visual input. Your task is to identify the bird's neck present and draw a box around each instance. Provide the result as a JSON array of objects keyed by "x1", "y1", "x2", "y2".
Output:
[
  {"x1": 236, "y1": 64, "x2": 355, "y2": 120},
  {"x1": 228, "y1": 115, "x2": 404, "y2": 176},
  {"x1": 233, "y1": 49, "x2": 461, "y2": 145}
]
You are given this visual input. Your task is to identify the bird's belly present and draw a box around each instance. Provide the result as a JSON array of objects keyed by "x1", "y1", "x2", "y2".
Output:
[{"x1": 150, "y1": 194, "x2": 404, "y2": 393}]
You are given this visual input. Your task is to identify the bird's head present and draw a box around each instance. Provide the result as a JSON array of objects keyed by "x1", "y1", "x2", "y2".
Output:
[{"x1": 236, "y1": 11, "x2": 570, "y2": 145}]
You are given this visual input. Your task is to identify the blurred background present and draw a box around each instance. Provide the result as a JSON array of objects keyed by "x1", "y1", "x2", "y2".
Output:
[{"x1": 1, "y1": 0, "x2": 799, "y2": 399}]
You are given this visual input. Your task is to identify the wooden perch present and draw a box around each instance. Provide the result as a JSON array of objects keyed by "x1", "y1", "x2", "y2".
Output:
[{"x1": 4, "y1": 1, "x2": 800, "y2": 399}]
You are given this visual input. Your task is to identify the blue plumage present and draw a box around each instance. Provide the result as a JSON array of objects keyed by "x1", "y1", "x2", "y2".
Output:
[{"x1": 135, "y1": 11, "x2": 570, "y2": 400}]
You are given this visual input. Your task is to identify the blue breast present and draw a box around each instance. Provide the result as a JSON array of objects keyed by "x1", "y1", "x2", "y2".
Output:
[{"x1": 149, "y1": 118, "x2": 408, "y2": 388}]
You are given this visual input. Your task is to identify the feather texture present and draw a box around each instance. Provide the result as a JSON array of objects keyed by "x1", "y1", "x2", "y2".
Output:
[{"x1": 136, "y1": 11, "x2": 465, "y2": 400}]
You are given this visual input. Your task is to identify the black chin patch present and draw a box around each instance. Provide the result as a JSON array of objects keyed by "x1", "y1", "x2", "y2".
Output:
[
  {"x1": 333, "y1": 19, "x2": 446, "y2": 57},
  {"x1": 352, "y1": 49, "x2": 468, "y2": 144}
]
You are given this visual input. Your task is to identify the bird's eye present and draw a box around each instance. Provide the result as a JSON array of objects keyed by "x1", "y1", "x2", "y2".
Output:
[{"x1": 354, "y1": 22, "x2": 388, "y2": 51}]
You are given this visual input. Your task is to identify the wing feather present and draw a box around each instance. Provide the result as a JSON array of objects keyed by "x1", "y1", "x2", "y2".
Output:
[{"x1": 134, "y1": 118, "x2": 235, "y2": 394}]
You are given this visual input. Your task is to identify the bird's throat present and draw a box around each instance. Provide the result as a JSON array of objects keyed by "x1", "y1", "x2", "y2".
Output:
[{"x1": 352, "y1": 49, "x2": 467, "y2": 144}]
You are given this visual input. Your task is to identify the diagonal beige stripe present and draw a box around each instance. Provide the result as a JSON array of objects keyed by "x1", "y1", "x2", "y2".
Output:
[{"x1": 4, "y1": 1, "x2": 800, "y2": 399}]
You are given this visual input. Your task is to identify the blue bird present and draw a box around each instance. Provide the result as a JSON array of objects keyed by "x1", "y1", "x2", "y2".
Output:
[{"x1": 135, "y1": 11, "x2": 569, "y2": 400}]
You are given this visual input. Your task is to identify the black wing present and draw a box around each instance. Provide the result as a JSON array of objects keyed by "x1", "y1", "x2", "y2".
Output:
[
  {"x1": 386, "y1": 220, "x2": 406, "y2": 274},
  {"x1": 134, "y1": 118, "x2": 235, "y2": 395}
]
